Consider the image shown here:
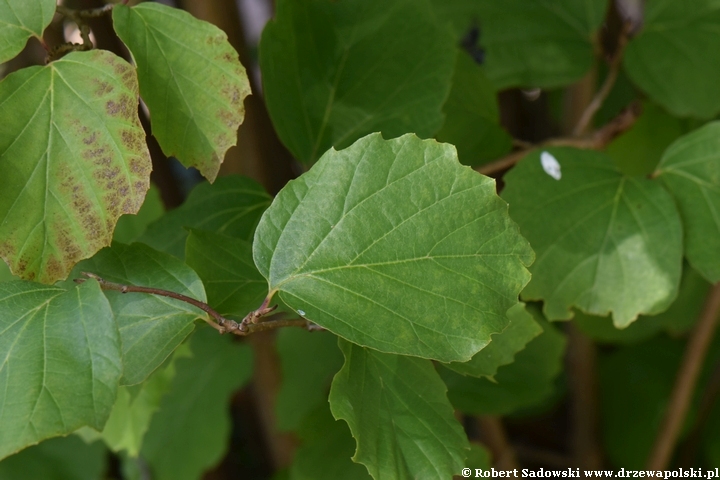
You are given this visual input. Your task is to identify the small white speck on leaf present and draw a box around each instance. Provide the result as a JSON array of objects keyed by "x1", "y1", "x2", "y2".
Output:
[
  {"x1": 297, "y1": 309, "x2": 306, "y2": 316},
  {"x1": 540, "y1": 151, "x2": 562, "y2": 180}
]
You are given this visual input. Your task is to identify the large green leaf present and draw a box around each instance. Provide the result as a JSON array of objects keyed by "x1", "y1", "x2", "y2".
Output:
[
  {"x1": 441, "y1": 316, "x2": 566, "y2": 416},
  {"x1": 574, "y1": 265, "x2": 711, "y2": 344},
  {"x1": 0, "y1": 436, "x2": 107, "y2": 480},
  {"x1": 185, "y1": 229, "x2": 266, "y2": 318},
  {"x1": 436, "y1": 50, "x2": 512, "y2": 167},
  {"x1": 112, "y1": 3, "x2": 251, "y2": 181},
  {"x1": 276, "y1": 328, "x2": 344, "y2": 432},
  {"x1": 139, "y1": 175, "x2": 271, "y2": 259},
  {"x1": 0, "y1": 280, "x2": 121, "y2": 460},
  {"x1": 445, "y1": 302, "x2": 542, "y2": 379},
  {"x1": 329, "y1": 340, "x2": 468, "y2": 480},
  {"x1": 259, "y1": 0, "x2": 456, "y2": 163},
  {"x1": 254, "y1": 133, "x2": 534, "y2": 362},
  {"x1": 74, "y1": 242, "x2": 206, "y2": 385},
  {"x1": 141, "y1": 327, "x2": 253, "y2": 480},
  {"x1": 289, "y1": 404, "x2": 371, "y2": 480},
  {"x1": 502, "y1": 148, "x2": 683, "y2": 327},
  {"x1": 656, "y1": 122, "x2": 720, "y2": 283},
  {"x1": 0, "y1": 50, "x2": 151, "y2": 284},
  {"x1": 0, "y1": 0, "x2": 56, "y2": 63},
  {"x1": 430, "y1": 0, "x2": 607, "y2": 89},
  {"x1": 623, "y1": 0, "x2": 720, "y2": 118}
]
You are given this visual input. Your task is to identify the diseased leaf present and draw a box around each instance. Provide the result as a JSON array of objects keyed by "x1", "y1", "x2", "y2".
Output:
[
  {"x1": 139, "y1": 175, "x2": 271, "y2": 259},
  {"x1": 0, "y1": 50, "x2": 151, "y2": 283},
  {"x1": 502, "y1": 148, "x2": 683, "y2": 327},
  {"x1": 445, "y1": 302, "x2": 542, "y2": 379},
  {"x1": 185, "y1": 229, "x2": 266, "y2": 318},
  {"x1": 574, "y1": 265, "x2": 711, "y2": 344},
  {"x1": 0, "y1": 436, "x2": 107, "y2": 480},
  {"x1": 113, "y1": 185, "x2": 164, "y2": 244},
  {"x1": 656, "y1": 122, "x2": 720, "y2": 283},
  {"x1": 329, "y1": 340, "x2": 468, "y2": 480},
  {"x1": 441, "y1": 316, "x2": 566, "y2": 416},
  {"x1": 260, "y1": 0, "x2": 456, "y2": 163},
  {"x1": 436, "y1": 50, "x2": 513, "y2": 166},
  {"x1": 276, "y1": 328, "x2": 343, "y2": 432},
  {"x1": 0, "y1": 0, "x2": 56, "y2": 63},
  {"x1": 0, "y1": 280, "x2": 121, "y2": 460},
  {"x1": 431, "y1": 0, "x2": 607, "y2": 89},
  {"x1": 141, "y1": 327, "x2": 253, "y2": 480},
  {"x1": 254, "y1": 133, "x2": 533, "y2": 362},
  {"x1": 623, "y1": 0, "x2": 720, "y2": 118},
  {"x1": 290, "y1": 404, "x2": 371, "y2": 480},
  {"x1": 74, "y1": 242, "x2": 206, "y2": 385},
  {"x1": 112, "y1": 3, "x2": 251, "y2": 181}
]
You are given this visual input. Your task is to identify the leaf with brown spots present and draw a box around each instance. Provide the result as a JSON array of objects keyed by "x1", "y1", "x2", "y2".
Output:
[
  {"x1": 112, "y1": 3, "x2": 251, "y2": 182},
  {"x1": 0, "y1": 50, "x2": 151, "y2": 284}
]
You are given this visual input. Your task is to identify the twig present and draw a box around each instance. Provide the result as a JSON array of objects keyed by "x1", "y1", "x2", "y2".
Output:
[
  {"x1": 475, "y1": 416, "x2": 520, "y2": 469},
  {"x1": 477, "y1": 101, "x2": 642, "y2": 176},
  {"x1": 646, "y1": 282, "x2": 720, "y2": 470},
  {"x1": 567, "y1": 323, "x2": 602, "y2": 468},
  {"x1": 76, "y1": 272, "x2": 311, "y2": 336},
  {"x1": 573, "y1": 22, "x2": 632, "y2": 136},
  {"x1": 48, "y1": 5, "x2": 107, "y2": 62}
]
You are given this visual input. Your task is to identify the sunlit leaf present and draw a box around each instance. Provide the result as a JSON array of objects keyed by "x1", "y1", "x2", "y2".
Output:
[
  {"x1": 624, "y1": 0, "x2": 720, "y2": 118},
  {"x1": 502, "y1": 148, "x2": 683, "y2": 327},
  {"x1": 113, "y1": 2, "x2": 251, "y2": 181},
  {"x1": 0, "y1": 280, "x2": 121, "y2": 460},
  {"x1": 0, "y1": 0, "x2": 56, "y2": 63},
  {"x1": 254, "y1": 133, "x2": 533, "y2": 362},
  {"x1": 0, "y1": 50, "x2": 151, "y2": 283},
  {"x1": 329, "y1": 340, "x2": 468, "y2": 480},
  {"x1": 141, "y1": 327, "x2": 253, "y2": 480},
  {"x1": 656, "y1": 122, "x2": 720, "y2": 283},
  {"x1": 260, "y1": 0, "x2": 456, "y2": 163},
  {"x1": 74, "y1": 242, "x2": 206, "y2": 385},
  {"x1": 139, "y1": 175, "x2": 271, "y2": 259}
]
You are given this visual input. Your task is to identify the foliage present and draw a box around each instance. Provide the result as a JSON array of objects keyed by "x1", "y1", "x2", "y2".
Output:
[{"x1": 2, "y1": 0, "x2": 720, "y2": 477}]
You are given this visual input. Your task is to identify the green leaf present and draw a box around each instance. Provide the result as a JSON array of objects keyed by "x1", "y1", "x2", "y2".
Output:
[
  {"x1": 465, "y1": 443, "x2": 491, "y2": 471},
  {"x1": 112, "y1": 3, "x2": 250, "y2": 182},
  {"x1": 0, "y1": 280, "x2": 121, "y2": 460},
  {"x1": 502, "y1": 148, "x2": 683, "y2": 327},
  {"x1": 656, "y1": 122, "x2": 720, "y2": 283},
  {"x1": 606, "y1": 102, "x2": 684, "y2": 177},
  {"x1": 436, "y1": 50, "x2": 513, "y2": 167},
  {"x1": 141, "y1": 327, "x2": 253, "y2": 480},
  {"x1": 74, "y1": 242, "x2": 205, "y2": 385},
  {"x1": 329, "y1": 340, "x2": 468, "y2": 480},
  {"x1": 599, "y1": 336, "x2": 685, "y2": 469},
  {"x1": 623, "y1": 1, "x2": 720, "y2": 118},
  {"x1": 0, "y1": 0, "x2": 56, "y2": 63},
  {"x1": 574, "y1": 265, "x2": 711, "y2": 344},
  {"x1": 0, "y1": 436, "x2": 107, "y2": 480},
  {"x1": 441, "y1": 315, "x2": 566, "y2": 416},
  {"x1": 90, "y1": 343, "x2": 191, "y2": 457},
  {"x1": 185, "y1": 229, "x2": 266, "y2": 317},
  {"x1": 276, "y1": 328, "x2": 344, "y2": 432},
  {"x1": 430, "y1": 0, "x2": 607, "y2": 89},
  {"x1": 254, "y1": 133, "x2": 533, "y2": 362},
  {"x1": 113, "y1": 184, "x2": 164, "y2": 244},
  {"x1": 445, "y1": 302, "x2": 542, "y2": 379},
  {"x1": 290, "y1": 404, "x2": 371, "y2": 480},
  {"x1": 139, "y1": 175, "x2": 271, "y2": 259},
  {"x1": 259, "y1": 0, "x2": 456, "y2": 163},
  {"x1": 0, "y1": 50, "x2": 151, "y2": 284}
]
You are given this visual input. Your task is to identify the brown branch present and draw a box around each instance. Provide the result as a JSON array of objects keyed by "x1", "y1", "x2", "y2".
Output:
[
  {"x1": 76, "y1": 272, "x2": 311, "y2": 336},
  {"x1": 475, "y1": 416, "x2": 520, "y2": 470},
  {"x1": 477, "y1": 101, "x2": 642, "y2": 177},
  {"x1": 646, "y1": 282, "x2": 720, "y2": 470},
  {"x1": 573, "y1": 22, "x2": 632, "y2": 136}
]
